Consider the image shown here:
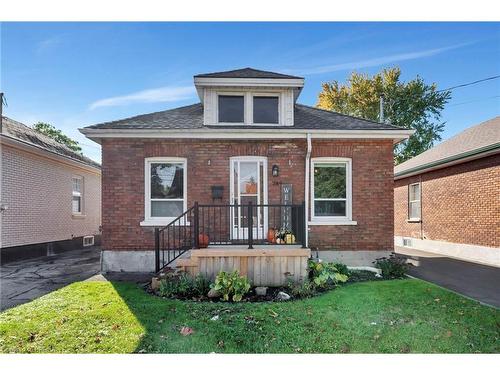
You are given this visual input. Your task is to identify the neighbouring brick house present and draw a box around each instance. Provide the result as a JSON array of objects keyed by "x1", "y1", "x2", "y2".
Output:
[
  {"x1": 81, "y1": 68, "x2": 412, "y2": 283},
  {"x1": 394, "y1": 116, "x2": 500, "y2": 266},
  {"x1": 0, "y1": 116, "x2": 102, "y2": 263}
]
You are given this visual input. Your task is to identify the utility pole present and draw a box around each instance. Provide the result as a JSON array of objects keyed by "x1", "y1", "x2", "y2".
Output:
[{"x1": 379, "y1": 94, "x2": 385, "y2": 123}]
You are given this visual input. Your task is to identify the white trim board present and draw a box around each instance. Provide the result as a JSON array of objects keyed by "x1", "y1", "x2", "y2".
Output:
[
  {"x1": 395, "y1": 236, "x2": 500, "y2": 267},
  {"x1": 80, "y1": 128, "x2": 414, "y2": 144}
]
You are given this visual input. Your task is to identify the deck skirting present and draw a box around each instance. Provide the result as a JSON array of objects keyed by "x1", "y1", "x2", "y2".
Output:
[{"x1": 178, "y1": 247, "x2": 311, "y2": 286}]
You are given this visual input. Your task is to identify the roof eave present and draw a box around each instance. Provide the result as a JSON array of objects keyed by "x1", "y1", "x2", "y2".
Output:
[
  {"x1": 79, "y1": 127, "x2": 414, "y2": 144},
  {"x1": 394, "y1": 142, "x2": 500, "y2": 180}
]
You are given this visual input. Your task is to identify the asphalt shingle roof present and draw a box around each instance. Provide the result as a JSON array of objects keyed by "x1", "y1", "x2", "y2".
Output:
[
  {"x1": 85, "y1": 103, "x2": 404, "y2": 131},
  {"x1": 395, "y1": 116, "x2": 500, "y2": 177},
  {"x1": 1, "y1": 116, "x2": 101, "y2": 169},
  {"x1": 194, "y1": 67, "x2": 303, "y2": 80}
]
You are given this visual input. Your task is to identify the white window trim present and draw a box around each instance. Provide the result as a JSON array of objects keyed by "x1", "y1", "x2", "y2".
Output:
[
  {"x1": 251, "y1": 92, "x2": 281, "y2": 126},
  {"x1": 141, "y1": 157, "x2": 188, "y2": 227},
  {"x1": 215, "y1": 91, "x2": 282, "y2": 126},
  {"x1": 216, "y1": 92, "x2": 246, "y2": 125},
  {"x1": 72, "y1": 176, "x2": 84, "y2": 216},
  {"x1": 309, "y1": 157, "x2": 356, "y2": 226},
  {"x1": 408, "y1": 182, "x2": 422, "y2": 221}
]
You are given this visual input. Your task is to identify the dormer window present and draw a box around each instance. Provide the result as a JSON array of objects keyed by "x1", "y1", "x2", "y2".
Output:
[
  {"x1": 253, "y1": 95, "x2": 279, "y2": 124},
  {"x1": 218, "y1": 95, "x2": 244, "y2": 123}
]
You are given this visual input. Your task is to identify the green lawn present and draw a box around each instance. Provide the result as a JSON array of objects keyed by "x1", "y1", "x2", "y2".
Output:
[{"x1": 0, "y1": 279, "x2": 498, "y2": 353}]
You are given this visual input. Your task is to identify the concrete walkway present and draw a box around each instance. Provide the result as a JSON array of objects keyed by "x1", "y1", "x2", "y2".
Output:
[
  {"x1": 396, "y1": 246, "x2": 500, "y2": 308},
  {"x1": 0, "y1": 246, "x2": 101, "y2": 311}
]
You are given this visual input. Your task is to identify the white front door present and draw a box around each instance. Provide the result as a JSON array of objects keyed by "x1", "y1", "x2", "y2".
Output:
[{"x1": 230, "y1": 157, "x2": 268, "y2": 241}]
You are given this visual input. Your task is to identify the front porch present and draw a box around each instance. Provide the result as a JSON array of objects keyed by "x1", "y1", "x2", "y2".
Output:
[{"x1": 154, "y1": 202, "x2": 309, "y2": 285}]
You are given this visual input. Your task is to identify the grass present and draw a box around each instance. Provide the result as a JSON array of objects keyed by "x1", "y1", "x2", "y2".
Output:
[{"x1": 0, "y1": 279, "x2": 498, "y2": 353}]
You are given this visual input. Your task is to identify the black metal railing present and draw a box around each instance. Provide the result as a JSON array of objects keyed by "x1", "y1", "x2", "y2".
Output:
[
  {"x1": 154, "y1": 206, "x2": 195, "y2": 273},
  {"x1": 155, "y1": 201, "x2": 306, "y2": 272}
]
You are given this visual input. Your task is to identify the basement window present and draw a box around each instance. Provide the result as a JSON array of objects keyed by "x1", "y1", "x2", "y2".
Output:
[{"x1": 408, "y1": 183, "x2": 421, "y2": 221}]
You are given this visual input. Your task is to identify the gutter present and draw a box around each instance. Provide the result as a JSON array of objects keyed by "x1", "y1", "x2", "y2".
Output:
[
  {"x1": 80, "y1": 127, "x2": 414, "y2": 144},
  {"x1": 394, "y1": 142, "x2": 500, "y2": 180},
  {"x1": 304, "y1": 133, "x2": 312, "y2": 248}
]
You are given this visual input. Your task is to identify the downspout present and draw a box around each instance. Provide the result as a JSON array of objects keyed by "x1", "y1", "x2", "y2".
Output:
[{"x1": 304, "y1": 133, "x2": 312, "y2": 249}]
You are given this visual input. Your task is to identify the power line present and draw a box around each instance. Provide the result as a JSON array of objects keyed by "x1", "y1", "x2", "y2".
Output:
[
  {"x1": 437, "y1": 75, "x2": 500, "y2": 92},
  {"x1": 448, "y1": 95, "x2": 500, "y2": 107}
]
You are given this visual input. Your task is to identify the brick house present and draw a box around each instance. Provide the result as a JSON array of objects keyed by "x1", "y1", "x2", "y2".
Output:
[
  {"x1": 394, "y1": 117, "x2": 500, "y2": 266},
  {"x1": 0, "y1": 116, "x2": 102, "y2": 263},
  {"x1": 81, "y1": 68, "x2": 412, "y2": 283}
]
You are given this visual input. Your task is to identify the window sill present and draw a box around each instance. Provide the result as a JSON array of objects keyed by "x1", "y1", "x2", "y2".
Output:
[
  {"x1": 72, "y1": 214, "x2": 86, "y2": 219},
  {"x1": 140, "y1": 219, "x2": 191, "y2": 227},
  {"x1": 407, "y1": 219, "x2": 422, "y2": 223},
  {"x1": 308, "y1": 220, "x2": 357, "y2": 226}
]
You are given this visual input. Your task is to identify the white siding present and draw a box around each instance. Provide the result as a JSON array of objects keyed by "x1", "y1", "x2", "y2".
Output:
[{"x1": 0, "y1": 143, "x2": 101, "y2": 248}]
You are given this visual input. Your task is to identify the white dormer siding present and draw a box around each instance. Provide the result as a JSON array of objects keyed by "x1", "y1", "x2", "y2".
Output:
[
  {"x1": 202, "y1": 87, "x2": 295, "y2": 126},
  {"x1": 195, "y1": 76, "x2": 304, "y2": 127}
]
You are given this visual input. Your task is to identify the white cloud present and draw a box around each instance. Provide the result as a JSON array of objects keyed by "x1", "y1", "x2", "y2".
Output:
[
  {"x1": 89, "y1": 85, "x2": 196, "y2": 110},
  {"x1": 36, "y1": 36, "x2": 62, "y2": 54},
  {"x1": 287, "y1": 43, "x2": 470, "y2": 75}
]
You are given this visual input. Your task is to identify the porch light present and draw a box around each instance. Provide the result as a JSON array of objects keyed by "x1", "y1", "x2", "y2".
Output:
[{"x1": 272, "y1": 165, "x2": 279, "y2": 177}]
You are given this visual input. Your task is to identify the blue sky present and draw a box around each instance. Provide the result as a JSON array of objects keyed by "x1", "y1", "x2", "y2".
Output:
[{"x1": 1, "y1": 22, "x2": 499, "y2": 163}]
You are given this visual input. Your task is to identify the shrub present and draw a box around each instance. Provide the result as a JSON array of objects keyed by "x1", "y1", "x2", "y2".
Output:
[
  {"x1": 308, "y1": 260, "x2": 349, "y2": 289},
  {"x1": 211, "y1": 270, "x2": 251, "y2": 302},
  {"x1": 333, "y1": 262, "x2": 350, "y2": 276},
  {"x1": 374, "y1": 253, "x2": 409, "y2": 279},
  {"x1": 287, "y1": 278, "x2": 316, "y2": 299},
  {"x1": 158, "y1": 273, "x2": 210, "y2": 298}
]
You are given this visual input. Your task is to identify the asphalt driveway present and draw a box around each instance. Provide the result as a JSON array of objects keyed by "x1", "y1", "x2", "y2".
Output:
[
  {"x1": 396, "y1": 247, "x2": 500, "y2": 308},
  {"x1": 0, "y1": 246, "x2": 101, "y2": 311}
]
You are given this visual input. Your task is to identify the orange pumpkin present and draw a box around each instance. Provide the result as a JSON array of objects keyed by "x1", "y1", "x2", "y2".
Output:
[
  {"x1": 198, "y1": 233, "x2": 209, "y2": 248},
  {"x1": 267, "y1": 228, "x2": 276, "y2": 243}
]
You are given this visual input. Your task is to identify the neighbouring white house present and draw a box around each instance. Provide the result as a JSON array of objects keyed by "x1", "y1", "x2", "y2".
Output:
[{"x1": 0, "y1": 116, "x2": 102, "y2": 263}]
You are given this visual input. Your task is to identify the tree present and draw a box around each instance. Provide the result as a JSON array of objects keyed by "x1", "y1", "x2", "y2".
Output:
[
  {"x1": 317, "y1": 68, "x2": 451, "y2": 164},
  {"x1": 33, "y1": 122, "x2": 82, "y2": 153}
]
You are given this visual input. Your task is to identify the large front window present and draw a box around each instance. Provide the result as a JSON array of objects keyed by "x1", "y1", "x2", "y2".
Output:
[
  {"x1": 145, "y1": 158, "x2": 187, "y2": 223},
  {"x1": 311, "y1": 158, "x2": 352, "y2": 222}
]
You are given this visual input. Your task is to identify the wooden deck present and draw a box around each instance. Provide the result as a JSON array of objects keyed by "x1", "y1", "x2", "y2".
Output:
[{"x1": 176, "y1": 245, "x2": 311, "y2": 286}]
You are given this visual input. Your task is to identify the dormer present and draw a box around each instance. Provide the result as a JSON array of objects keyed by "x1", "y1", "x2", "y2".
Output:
[{"x1": 194, "y1": 68, "x2": 304, "y2": 126}]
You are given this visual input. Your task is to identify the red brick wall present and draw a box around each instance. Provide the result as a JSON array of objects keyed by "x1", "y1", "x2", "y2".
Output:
[
  {"x1": 394, "y1": 153, "x2": 500, "y2": 247},
  {"x1": 101, "y1": 138, "x2": 394, "y2": 252},
  {"x1": 309, "y1": 140, "x2": 394, "y2": 251}
]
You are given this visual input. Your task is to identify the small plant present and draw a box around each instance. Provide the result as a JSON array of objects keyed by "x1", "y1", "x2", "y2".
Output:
[
  {"x1": 333, "y1": 262, "x2": 350, "y2": 276},
  {"x1": 211, "y1": 270, "x2": 251, "y2": 302},
  {"x1": 374, "y1": 253, "x2": 409, "y2": 279},
  {"x1": 158, "y1": 273, "x2": 210, "y2": 298},
  {"x1": 275, "y1": 227, "x2": 295, "y2": 244},
  {"x1": 308, "y1": 259, "x2": 349, "y2": 289},
  {"x1": 287, "y1": 278, "x2": 316, "y2": 299}
]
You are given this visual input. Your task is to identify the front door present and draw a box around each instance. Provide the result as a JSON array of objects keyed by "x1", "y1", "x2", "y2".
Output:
[{"x1": 230, "y1": 157, "x2": 268, "y2": 241}]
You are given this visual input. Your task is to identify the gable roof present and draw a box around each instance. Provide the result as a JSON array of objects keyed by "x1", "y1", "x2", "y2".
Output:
[
  {"x1": 194, "y1": 67, "x2": 303, "y2": 80},
  {"x1": 84, "y1": 102, "x2": 405, "y2": 131},
  {"x1": 1, "y1": 116, "x2": 101, "y2": 169},
  {"x1": 395, "y1": 116, "x2": 500, "y2": 179}
]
